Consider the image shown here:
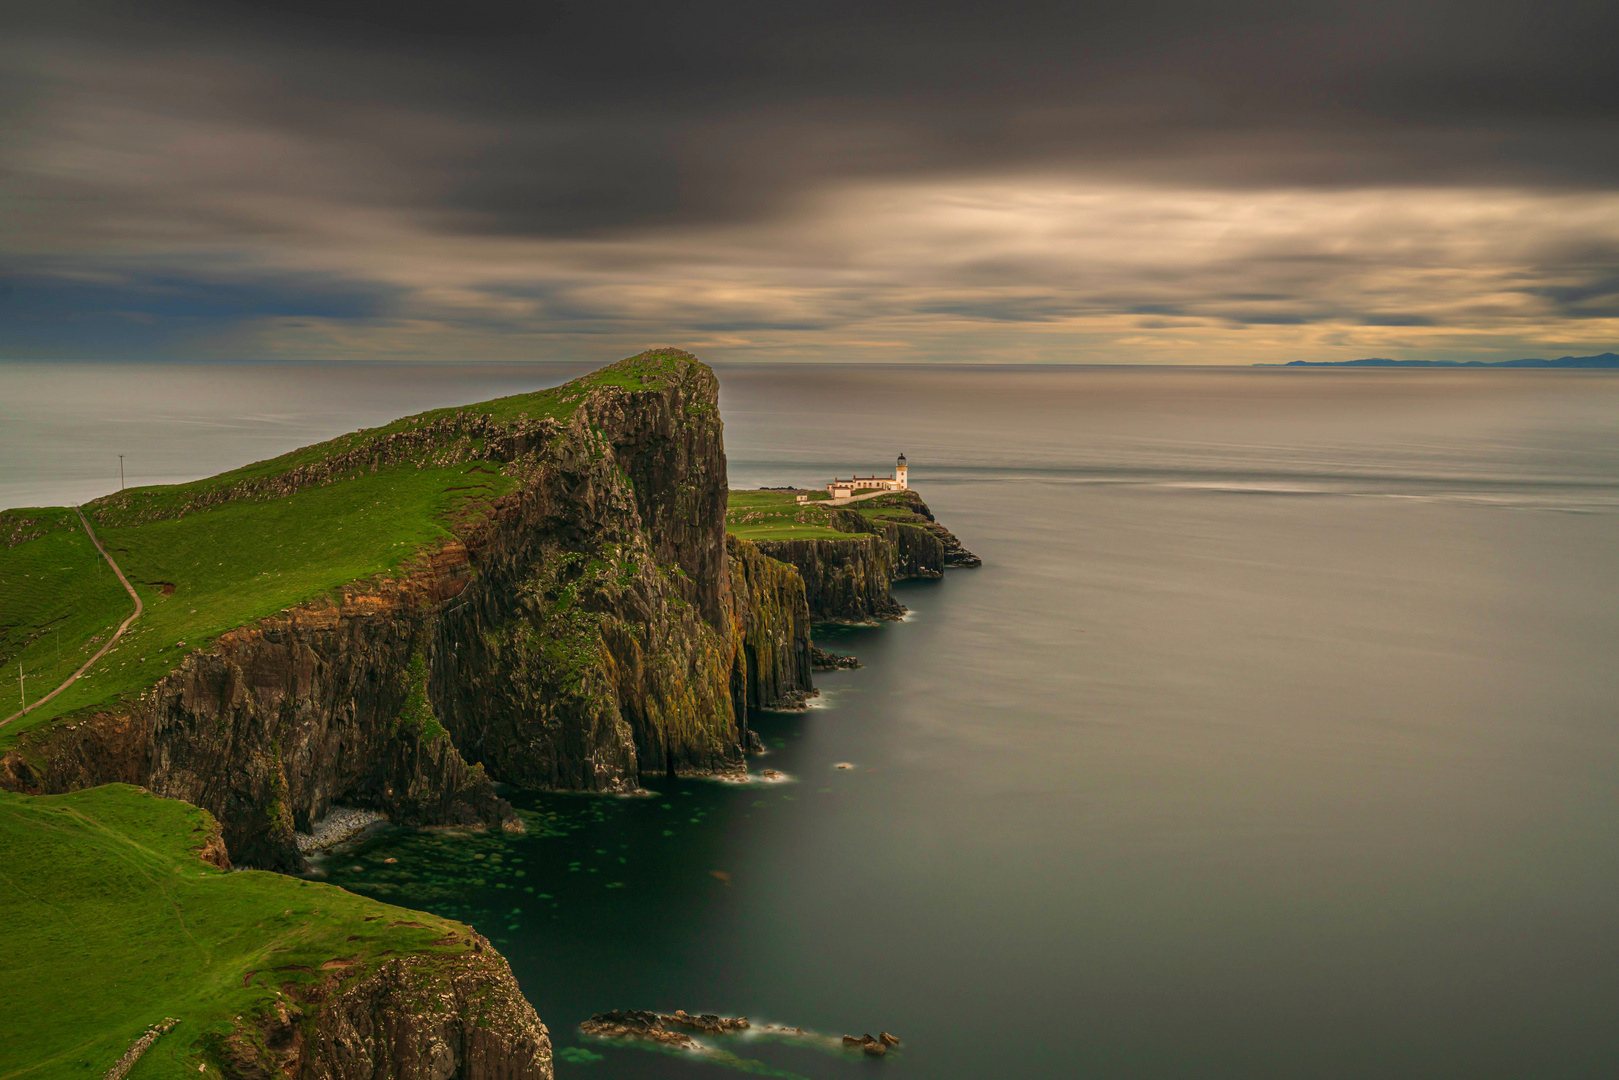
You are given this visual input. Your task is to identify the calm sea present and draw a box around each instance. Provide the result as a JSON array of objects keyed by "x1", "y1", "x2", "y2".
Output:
[{"x1": 4, "y1": 362, "x2": 1618, "y2": 1078}]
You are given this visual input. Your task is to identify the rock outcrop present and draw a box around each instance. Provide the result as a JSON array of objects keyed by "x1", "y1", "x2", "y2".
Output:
[
  {"x1": 579, "y1": 1010, "x2": 749, "y2": 1050},
  {"x1": 219, "y1": 933, "x2": 552, "y2": 1080},
  {"x1": 810, "y1": 645, "x2": 860, "y2": 670}
]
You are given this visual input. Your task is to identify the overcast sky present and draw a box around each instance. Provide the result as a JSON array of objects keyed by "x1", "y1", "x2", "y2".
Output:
[{"x1": 3, "y1": 0, "x2": 1617, "y2": 364}]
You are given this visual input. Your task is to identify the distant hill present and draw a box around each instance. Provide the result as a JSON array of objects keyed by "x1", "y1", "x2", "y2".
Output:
[{"x1": 1261, "y1": 353, "x2": 1619, "y2": 368}]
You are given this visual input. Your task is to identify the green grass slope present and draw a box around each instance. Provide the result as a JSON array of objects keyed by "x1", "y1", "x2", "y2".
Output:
[
  {"x1": 724, "y1": 491, "x2": 845, "y2": 540},
  {"x1": 0, "y1": 784, "x2": 471, "y2": 1080},
  {"x1": 723, "y1": 488, "x2": 925, "y2": 541},
  {"x1": 0, "y1": 465, "x2": 513, "y2": 742},
  {"x1": 0, "y1": 511, "x2": 137, "y2": 720},
  {"x1": 1, "y1": 350, "x2": 702, "y2": 743}
]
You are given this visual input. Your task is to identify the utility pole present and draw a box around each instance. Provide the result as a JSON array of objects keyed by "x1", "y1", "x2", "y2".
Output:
[
  {"x1": 120, "y1": 454, "x2": 125, "y2": 490},
  {"x1": 17, "y1": 663, "x2": 23, "y2": 711}
]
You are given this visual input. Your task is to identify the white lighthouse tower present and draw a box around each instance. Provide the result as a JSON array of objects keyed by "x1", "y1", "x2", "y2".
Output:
[{"x1": 895, "y1": 453, "x2": 908, "y2": 489}]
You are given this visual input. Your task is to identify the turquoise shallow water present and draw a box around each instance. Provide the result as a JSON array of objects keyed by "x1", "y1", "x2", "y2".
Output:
[{"x1": 6, "y1": 362, "x2": 1619, "y2": 1078}]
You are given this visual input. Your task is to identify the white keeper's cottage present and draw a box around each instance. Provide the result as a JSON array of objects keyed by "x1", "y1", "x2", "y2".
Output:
[{"x1": 826, "y1": 454, "x2": 908, "y2": 499}]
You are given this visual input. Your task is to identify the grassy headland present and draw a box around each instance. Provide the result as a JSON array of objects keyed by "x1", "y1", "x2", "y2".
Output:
[
  {"x1": 0, "y1": 350, "x2": 698, "y2": 742},
  {"x1": 723, "y1": 488, "x2": 928, "y2": 541},
  {"x1": 0, "y1": 784, "x2": 473, "y2": 1080}
]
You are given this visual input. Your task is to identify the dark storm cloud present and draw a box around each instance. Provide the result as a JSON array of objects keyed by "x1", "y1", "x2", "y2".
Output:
[
  {"x1": 19, "y1": 0, "x2": 1619, "y2": 233},
  {"x1": 2, "y1": 0, "x2": 1617, "y2": 361}
]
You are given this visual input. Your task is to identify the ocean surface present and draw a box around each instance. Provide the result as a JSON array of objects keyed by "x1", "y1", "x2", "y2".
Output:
[{"x1": 4, "y1": 361, "x2": 1619, "y2": 1078}]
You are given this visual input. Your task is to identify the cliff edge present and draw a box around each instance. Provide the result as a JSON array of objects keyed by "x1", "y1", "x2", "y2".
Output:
[{"x1": 1, "y1": 349, "x2": 810, "y2": 870}]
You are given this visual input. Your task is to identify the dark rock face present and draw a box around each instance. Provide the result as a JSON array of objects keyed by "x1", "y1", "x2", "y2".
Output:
[
  {"x1": 726, "y1": 536, "x2": 815, "y2": 711},
  {"x1": 0, "y1": 351, "x2": 977, "y2": 873},
  {"x1": 427, "y1": 361, "x2": 743, "y2": 793},
  {"x1": 843, "y1": 491, "x2": 980, "y2": 569},
  {"x1": 752, "y1": 535, "x2": 903, "y2": 622},
  {"x1": 4, "y1": 549, "x2": 519, "y2": 874}
]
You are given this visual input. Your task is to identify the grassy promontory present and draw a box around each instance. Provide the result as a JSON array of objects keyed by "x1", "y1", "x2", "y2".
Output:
[
  {"x1": 723, "y1": 488, "x2": 937, "y2": 541},
  {"x1": 0, "y1": 784, "x2": 498, "y2": 1079},
  {"x1": 0, "y1": 351, "x2": 697, "y2": 741}
]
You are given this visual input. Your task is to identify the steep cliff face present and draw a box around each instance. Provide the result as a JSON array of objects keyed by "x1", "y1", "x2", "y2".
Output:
[
  {"x1": 870, "y1": 492, "x2": 982, "y2": 568},
  {"x1": 831, "y1": 510, "x2": 945, "y2": 579},
  {"x1": 1, "y1": 350, "x2": 784, "y2": 869},
  {"x1": 752, "y1": 534, "x2": 902, "y2": 622},
  {"x1": 426, "y1": 355, "x2": 743, "y2": 792},
  {"x1": 742, "y1": 490, "x2": 978, "y2": 622},
  {"x1": 725, "y1": 535, "x2": 814, "y2": 710},
  {"x1": 221, "y1": 933, "x2": 552, "y2": 1080},
  {"x1": 3, "y1": 548, "x2": 517, "y2": 872}
]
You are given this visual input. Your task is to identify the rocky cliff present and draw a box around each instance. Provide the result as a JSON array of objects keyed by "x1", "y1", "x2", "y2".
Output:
[
  {"x1": 749, "y1": 491, "x2": 978, "y2": 622},
  {"x1": 220, "y1": 932, "x2": 553, "y2": 1080},
  {"x1": 726, "y1": 535, "x2": 814, "y2": 710},
  {"x1": 1, "y1": 350, "x2": 803, "y2": 870},
  {"x1": 752, "y1": 534, "x2": 903, "y2": 622},
  {"x1": 1, "y1": 551, "x2": 518, "y2": 872},
  {"x1": 888, "y1": 493, "x2": 983, "y2": 568},
  {"x1": 830, "y1": 509, "x2": 945, "y2": 579}
]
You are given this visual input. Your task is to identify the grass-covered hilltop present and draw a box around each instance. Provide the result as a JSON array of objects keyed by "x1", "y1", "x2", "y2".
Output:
[{"x1": 0, "y1": 348, "x2": 977, "y2": 1080}]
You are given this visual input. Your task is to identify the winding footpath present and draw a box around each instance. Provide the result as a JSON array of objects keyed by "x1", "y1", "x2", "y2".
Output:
[{"x1": 0, "y1": 506, "x2": 142, "y2": 730}]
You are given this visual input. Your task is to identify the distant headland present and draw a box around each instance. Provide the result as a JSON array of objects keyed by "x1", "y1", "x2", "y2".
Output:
[{"x1": 1258, "y1": 353, "x2": 1618, "y2": 368}]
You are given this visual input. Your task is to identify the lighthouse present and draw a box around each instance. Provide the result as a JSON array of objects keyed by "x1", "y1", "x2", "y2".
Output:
[{"x1": 895, "y1": 453, "x2": 908, "y2": 489}]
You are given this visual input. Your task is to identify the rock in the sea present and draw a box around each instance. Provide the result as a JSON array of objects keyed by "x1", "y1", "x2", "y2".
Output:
[
  {"x1": 843, "y1": 1032, "x2": 895, "y2": 1055},
  {"x1": 580, "y1": 1009, "x2": 749, "y2": 1050},
  {"x1": 810, "y1": 644, "x2": 861, "y2": 670},
  {"x1": 580, "y1": 1011, "x2": 698, "y2": 1050}
]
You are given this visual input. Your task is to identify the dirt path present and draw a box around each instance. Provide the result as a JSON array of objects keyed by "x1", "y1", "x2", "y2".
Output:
[{"x1": 0, "y1": 507, "x2": 143, "y2": 730}]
